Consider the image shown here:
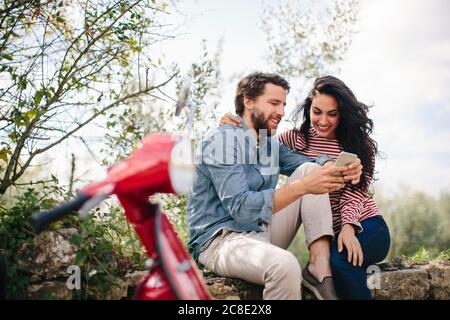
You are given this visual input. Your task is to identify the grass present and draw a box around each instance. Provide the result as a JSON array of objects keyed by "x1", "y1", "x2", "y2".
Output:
[
  {"x1": 405, "y1": 247, "x2": 450, "y2": 264},
  {"x1": 287, "y1": 225, "x2": 310, "y2": 267}
]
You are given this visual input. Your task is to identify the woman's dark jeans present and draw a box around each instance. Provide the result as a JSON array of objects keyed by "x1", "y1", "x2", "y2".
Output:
[{"x1": 330, "y1": 216, "x2": 390, "y2": 300}]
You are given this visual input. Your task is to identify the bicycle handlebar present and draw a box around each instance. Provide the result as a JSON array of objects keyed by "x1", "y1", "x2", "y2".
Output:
[{"x1": 31, "y1": 193, "x2": 90, "y2": 233}]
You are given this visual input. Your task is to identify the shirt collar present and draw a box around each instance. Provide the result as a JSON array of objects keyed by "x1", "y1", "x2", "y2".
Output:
[{"x1": 237, "y1": 115, "x2": 249, "y2": 130}]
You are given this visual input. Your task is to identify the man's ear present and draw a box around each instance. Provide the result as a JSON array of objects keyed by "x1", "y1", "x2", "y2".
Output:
[{"x1": 243, "y1": 96, "x2": 253, "y2": 111}]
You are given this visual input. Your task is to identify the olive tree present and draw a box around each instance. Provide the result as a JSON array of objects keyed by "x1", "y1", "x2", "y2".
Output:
[
  {"x1": 0, "y1": 0, "x2": 179, "y2": 194},
  {"x1": 262, "y1": 0, "x2": 359, "y2": 103}
]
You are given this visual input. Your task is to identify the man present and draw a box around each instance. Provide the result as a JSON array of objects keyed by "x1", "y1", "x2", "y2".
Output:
[{"x1": 187, "y1": 72, "x2": 362, "y2": 300}]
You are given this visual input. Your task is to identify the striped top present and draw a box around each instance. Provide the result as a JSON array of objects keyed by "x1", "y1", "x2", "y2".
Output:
[{"x1": 277, "y1": 127, "x2": 381, "y2": 234}]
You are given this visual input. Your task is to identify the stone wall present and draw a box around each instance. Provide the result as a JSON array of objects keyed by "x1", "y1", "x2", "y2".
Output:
[
  {"x1": 204, "y1": 258, "x2": 450, "y2": 300},
  {"x1": 14, "y1": 229, "x2": 450, "y2": 300},
  {"x1": 371, "y1": 258, "x2": 450, "y2": 300},
  {"x1": 16, "y1": 228, "x2": 139, "y2": 300}
]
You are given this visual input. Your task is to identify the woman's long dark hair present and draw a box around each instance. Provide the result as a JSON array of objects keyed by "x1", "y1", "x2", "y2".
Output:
[{"x1": 293, "y1": 76, "x2": 379, "y2": 191}]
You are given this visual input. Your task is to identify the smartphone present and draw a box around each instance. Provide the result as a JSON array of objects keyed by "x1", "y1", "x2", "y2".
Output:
[
  {"x1": 334, "y1": 151, "x2": 358, "y2": 176},
  {"x1": 335, "y1": 151, "x2": 358, "y2": 167}
]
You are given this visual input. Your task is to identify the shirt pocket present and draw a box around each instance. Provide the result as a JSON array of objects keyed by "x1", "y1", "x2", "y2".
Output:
[{"x1": 244, "y1": 166, "x2": 265, "y2": 191}]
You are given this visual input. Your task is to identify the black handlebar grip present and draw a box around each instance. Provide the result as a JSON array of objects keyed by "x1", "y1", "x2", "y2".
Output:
[{"x1": 31, "y1": 193, "x2": 90, "y2": 233}]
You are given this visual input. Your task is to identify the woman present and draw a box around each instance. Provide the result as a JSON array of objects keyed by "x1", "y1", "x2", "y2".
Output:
[{"x1": 221, "y1": 76, "x2": 390, "y2": 299}]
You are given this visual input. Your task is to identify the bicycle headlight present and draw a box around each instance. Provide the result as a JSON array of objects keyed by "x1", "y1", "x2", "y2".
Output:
[{"x1": 169, "y1": 136, "x2": 196, "y2": 194}]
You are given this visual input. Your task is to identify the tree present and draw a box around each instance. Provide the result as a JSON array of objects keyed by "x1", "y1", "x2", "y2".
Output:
[
  {"x1": 101, "y1": 39, "x2": 223, "y2": 165},
  {"x1": 262, "y1": 0, "x2": 359, "y2": 105},
  {"x1": 379, "y1": 191, "x2": 450, "y2": 258},
  {"x1": 0, "y1": 0, "x2": 179, "y2": 194}
]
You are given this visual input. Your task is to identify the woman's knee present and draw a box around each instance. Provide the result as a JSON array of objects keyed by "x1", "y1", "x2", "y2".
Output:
[
  {"x1": 330, "y1": 243, "x2": 372, "y2": 299},
  {"x1": 330, "y1": 247, "x2": 352, "y2": 273}
]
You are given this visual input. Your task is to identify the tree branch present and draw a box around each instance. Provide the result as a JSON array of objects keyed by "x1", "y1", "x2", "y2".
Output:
[{"x1": 4, "y1": 72, "x2": 177, "y2": 191}]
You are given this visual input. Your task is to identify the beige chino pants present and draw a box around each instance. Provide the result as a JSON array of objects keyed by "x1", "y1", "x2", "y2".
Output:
[{"x1": 198, "y1": 162, "x2": 335, "y2": 300}]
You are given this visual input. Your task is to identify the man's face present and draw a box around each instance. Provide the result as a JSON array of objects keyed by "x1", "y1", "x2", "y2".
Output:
[{"x1": 244, "y1": 83, "x2": 287, "y2": 136}]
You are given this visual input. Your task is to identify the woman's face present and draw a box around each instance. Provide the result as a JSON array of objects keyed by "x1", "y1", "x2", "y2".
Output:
[{"x1": 310, "y1": 93, "x2": 340, "y2": 139}]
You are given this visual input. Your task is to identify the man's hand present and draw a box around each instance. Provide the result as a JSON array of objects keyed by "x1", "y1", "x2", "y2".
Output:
[
  {"x1": 220, "y1": 113, "x2": 242, "y2": 127},
  {"x1": 273, "y1": 165, "x2": 346, "y2": 213},
  {"x1": 296, "y1": 165, "x2": 347, "y2": 194},
  {"x1": 338, "y1": 224, "x2": 364, "y2": 267},
  {"x1": 325, "y1": 159, "x2": 363, "y2": 185}
]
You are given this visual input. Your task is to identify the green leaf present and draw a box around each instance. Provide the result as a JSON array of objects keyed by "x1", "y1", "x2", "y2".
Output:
[
  {"x1": 51, "y1": 174, "x2": 59, "y2": 183},
  {"x1": 0, "y1": 148, "x2": 11, "y2": 163},
  {"x1": 62, "y1": 61, "x2": 71, "y2": 72},
  {"x1": 132, "y1": 252, "x2": 141, "y2": 262},
  {"x1": 1, "y1": 53, "x2": 13, "y2": 61},
  {"x1": 125, "y1": 239, "x2": 135, "y2": 247},
  {"x1": 75, "y1": 249, "x2": 88, "y2": 265},
  {"x1": 102, "y1": 241, "x2": 113, "y2": 251},
  {"x1": 25, "y1": 109, "x2": 38, "y2": 121},
  {"x1": 70, "y1": 234, "x2": 83, "y2": 246},
  {"x1": 44, "y1": 90, "x2": 52, "y2": 99},
  {"x1": 34, "y1": 91, "x2": 43, "y2": 105},
  {"x1": 19, "y1": 79, "x2": 27, "y2": 90},
  {"x1": 8, "y1": 131, "x2": 17, "y2": 143}
]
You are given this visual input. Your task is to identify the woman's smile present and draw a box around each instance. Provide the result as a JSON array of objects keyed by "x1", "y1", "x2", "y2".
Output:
[{"x1": 315, "y1": 123, "x2": 332, "y2": 133}]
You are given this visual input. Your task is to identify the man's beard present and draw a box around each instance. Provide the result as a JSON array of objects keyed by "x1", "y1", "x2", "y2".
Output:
[{"x1": 250, "y1": 108, "x2": 280, "y2": 136}]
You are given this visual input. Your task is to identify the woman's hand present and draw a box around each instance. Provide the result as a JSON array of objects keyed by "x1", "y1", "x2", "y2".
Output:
[
  {"x1": 342, "y1": 158, "x2": 363, "y2": 185},
  {"x1": 219, "y1": 113, "x2": 242, "y2": 127},
  {"x1": 323, "y1": 159, "x2": 362, "y2": 185},
  {"x1": 338, "y1": 224, "x2": 364, "y2": 267}
]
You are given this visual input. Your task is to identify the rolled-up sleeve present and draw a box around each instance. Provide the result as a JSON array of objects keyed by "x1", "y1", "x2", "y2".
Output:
[
  {"x1": 202, "y1": 132, "x2": 274, "y2": 225},
  {"x1": 339, "y1": 155, "x2": 376, "y2": 233}
]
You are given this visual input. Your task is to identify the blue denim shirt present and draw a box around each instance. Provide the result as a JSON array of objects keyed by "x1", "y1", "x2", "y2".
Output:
[{"x1": 187, "y1": 117, "x2": 331, "y2": 261}]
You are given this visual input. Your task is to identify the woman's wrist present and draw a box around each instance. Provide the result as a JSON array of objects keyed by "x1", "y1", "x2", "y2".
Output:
[{"x1": 342, "y1": 223, "x2": 357, "y2": 234}]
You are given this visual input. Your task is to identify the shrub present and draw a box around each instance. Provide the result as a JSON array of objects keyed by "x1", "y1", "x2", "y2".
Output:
[
  {"x1": 0, "y1": 185, "x2": 62, "y2": 298},
  {"x1": 0, "y1": 185, "x2": 146, "y2": 299}
]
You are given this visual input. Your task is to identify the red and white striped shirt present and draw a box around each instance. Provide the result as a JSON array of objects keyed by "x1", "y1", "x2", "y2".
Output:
[{"x1": 277, "y1": 127, "x2": 381, "y2": 234}]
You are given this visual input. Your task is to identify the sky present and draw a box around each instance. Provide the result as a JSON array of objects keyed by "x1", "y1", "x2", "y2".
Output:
[
  {"x1": 44, "y1": 0, "x2": 450, "y2": 198},
  {"x1": 155, "y1": 0, "x2": 450, "y2": 197},
  {"x1": 337, "y1": 0, "x2": 450, "y2": 196}
]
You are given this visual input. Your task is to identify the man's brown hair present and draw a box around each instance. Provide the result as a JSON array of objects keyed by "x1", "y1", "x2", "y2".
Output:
[{"x1": 235, "y1": 72, "x2": 290, "y2": 116}]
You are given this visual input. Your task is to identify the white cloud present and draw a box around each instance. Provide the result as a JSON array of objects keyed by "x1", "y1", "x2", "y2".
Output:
[{"x1": 339, "y1": 0, "x2": 450, "y2": 196}]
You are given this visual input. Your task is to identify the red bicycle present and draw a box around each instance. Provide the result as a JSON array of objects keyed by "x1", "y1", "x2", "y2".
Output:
[{"x1": 31, "y1": 80, "x2": 211, "y2": 300}]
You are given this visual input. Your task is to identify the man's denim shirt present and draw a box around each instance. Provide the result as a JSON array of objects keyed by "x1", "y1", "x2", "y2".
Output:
[{"x1": 187, "y1": 117, "x2": 331, "y2": 261}]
